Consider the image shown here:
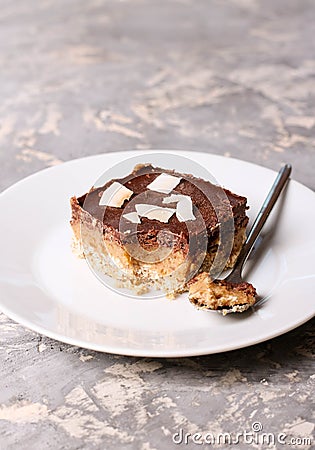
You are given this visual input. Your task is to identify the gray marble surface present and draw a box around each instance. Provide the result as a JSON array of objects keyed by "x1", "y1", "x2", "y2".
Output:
[{"x1": 0, "y1": 0, "x2": 314, "y2": 449}]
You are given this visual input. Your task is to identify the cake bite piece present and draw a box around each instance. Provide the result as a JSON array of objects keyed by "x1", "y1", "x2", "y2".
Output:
[{"x1": 188, "y1": 272, "x2": 256, "y2": 314}]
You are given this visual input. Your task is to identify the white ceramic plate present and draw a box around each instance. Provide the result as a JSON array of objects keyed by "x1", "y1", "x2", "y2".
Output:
[{"x1": 1, "y1": 151, "x2": 314, "y2": 357}]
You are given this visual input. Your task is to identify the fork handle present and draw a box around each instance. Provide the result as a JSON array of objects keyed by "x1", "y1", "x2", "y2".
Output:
[{"x1": 230, "y1": 163, "x2": 292, "y2": 279}]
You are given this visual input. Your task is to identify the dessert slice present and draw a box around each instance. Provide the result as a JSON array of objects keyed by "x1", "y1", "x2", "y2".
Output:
[
  {"x1": 70, "y1": 164, "x2": 249, "y2": 295},
  {"x1": 188, "y1": 272, "x2": 257, "y2": 314}
]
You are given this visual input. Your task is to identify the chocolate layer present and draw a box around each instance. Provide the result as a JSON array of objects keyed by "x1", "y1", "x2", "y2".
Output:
[{"x1": 77, "y1": 164, "x2": 248, "y2": 250}]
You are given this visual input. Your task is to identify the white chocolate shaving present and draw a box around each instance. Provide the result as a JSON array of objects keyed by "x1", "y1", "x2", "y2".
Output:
[
  {"x1": 176, "y1": 199, "x2": 195, "y2": 222},
  {"x1": 163, "y1": 194, "x2": 196, "y2": 222},
  {"x1": 163, "y1": 194, "x2": 189, "y2": 204},
  {"x1": 135, "y1": 204, "x2": 176, "y2": 223},
  {"x1": 122, "y1": 212, "x2": 141, "y2": 224},
  {"x1": 147, "y1": 173, "x2": 181, "y2": 194},
  {"x1": 99, "y1": 182, "x2": 133, "y2": 207}
]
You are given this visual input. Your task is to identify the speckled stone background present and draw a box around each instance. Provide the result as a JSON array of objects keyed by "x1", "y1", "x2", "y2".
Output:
[{"x1": 0, "y1": 0, "x2": 314, "y2": 449}]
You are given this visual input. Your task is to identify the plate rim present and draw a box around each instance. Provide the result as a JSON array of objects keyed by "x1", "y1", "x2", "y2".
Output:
[
  {"x1": 0, "y1": 300, "x2": 314, "y2": 357},
  {"x1": 1, "y1": 150, "x2": 314, "y2": 357},
  {"x1": 2, "y1": 149, "x2": 315, "y2": 199}
]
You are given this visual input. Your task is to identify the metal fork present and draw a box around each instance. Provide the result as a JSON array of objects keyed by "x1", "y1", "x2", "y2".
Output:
[{"x1": 222, "y1": 163, "x2": 292, "y2": 285}]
